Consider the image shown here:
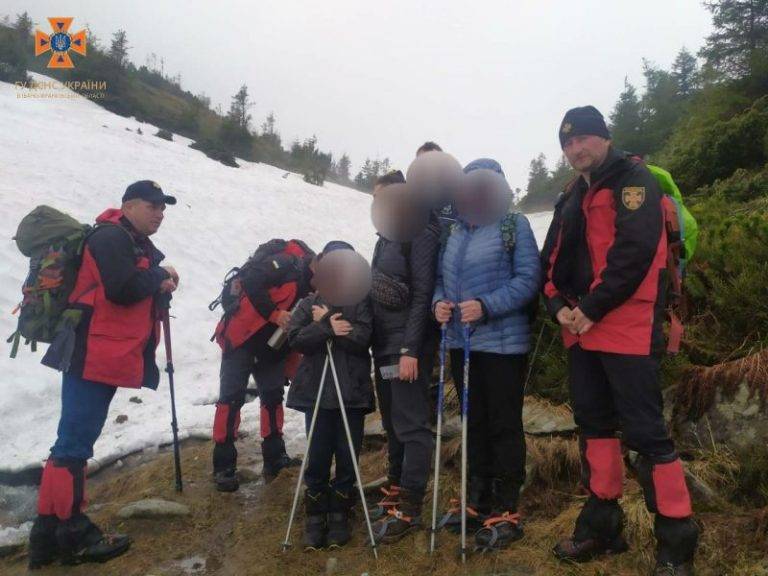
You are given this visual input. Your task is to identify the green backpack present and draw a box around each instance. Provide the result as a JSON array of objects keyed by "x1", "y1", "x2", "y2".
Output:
[
  {"x1": 647, "y1": 164, "x2": 699, "y2": 266},
  {"x1": 7, "y1": 206, "x2": 92, "y2": 357}
]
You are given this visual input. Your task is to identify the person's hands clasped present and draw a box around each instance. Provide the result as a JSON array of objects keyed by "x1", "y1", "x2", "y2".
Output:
[
  {"x1": 329, "y1": 313, "x2": 353, "y2": 336},
  {"x1": 312, "y1": 304, "x2": 330, "y2": 322}
]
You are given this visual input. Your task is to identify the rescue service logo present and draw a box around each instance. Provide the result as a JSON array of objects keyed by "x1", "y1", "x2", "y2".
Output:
[
  {"x1": 622, "y1": 186, "x2": 646, "y2": 210},
  {"x1": 35, "y1": 17, "x2": 87, "y2": 69}
]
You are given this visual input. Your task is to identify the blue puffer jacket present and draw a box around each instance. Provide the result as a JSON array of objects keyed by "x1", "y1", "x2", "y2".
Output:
[{"x1": 433, "y1": 160, "x2": 541, "y2": 354}]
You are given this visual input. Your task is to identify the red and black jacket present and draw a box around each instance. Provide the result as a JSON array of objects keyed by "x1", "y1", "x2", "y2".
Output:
[
  {"x1": 214, "y1": 241, "x2": 313, "y2": 352},
  {"x1": 540, "y1": 148, "x2": 667, "y2": 355},
  {"x1": 67, "y1": 209, "x2": 170, "y2": 388}
]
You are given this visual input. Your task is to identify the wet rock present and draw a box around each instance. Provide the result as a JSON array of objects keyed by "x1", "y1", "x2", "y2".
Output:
[
  {"x1": 115, "y1": 414, "x2": 129, "y2": 424},
  {"x1": 118, "y1": 498, "x2": 190, "y2": 519}
]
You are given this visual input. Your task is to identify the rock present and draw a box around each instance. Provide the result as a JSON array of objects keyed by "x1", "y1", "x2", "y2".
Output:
[
  {"x1": 437, "y1": 397, "x2": 576, "y2": 439},
  {"x1": 363, "y1": 418, "x2": 385, "y2": 439},
  {"x1": 0, "y1": 522, "x2": 32, "y2": 558},
  {"x1": 117, "y1": 498, "x2": 191, "y2": 519},
  {"x1": 115, "y1": 414, "x2": 129, "y2": 424},
  {"x1": 326, "y1": 557, "x2": 339, "y2": 575},
  {"x1": 129, "y1": 396, "x2": 143, "y2": 404},
  {"x1": 522, "y1": 397, "x2": 576, "y2": 435},
  {"x1": 673, "y1": 381, "x2": 768, "y2": 453}
]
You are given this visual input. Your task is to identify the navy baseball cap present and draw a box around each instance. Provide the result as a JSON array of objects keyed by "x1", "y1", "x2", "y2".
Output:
[{"x1": 122, "y1": 180, "x2": 177, "y2": 205}]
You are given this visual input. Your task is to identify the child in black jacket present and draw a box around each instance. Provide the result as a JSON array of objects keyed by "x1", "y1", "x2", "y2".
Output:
[{"x1": 286, "y1": 242, "x2": 374, "y2": 550}]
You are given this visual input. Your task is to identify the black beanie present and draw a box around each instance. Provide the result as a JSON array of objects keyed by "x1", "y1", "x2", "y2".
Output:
[{"x1": 559, "y1": 105, "x2": 611, "y2": 148}]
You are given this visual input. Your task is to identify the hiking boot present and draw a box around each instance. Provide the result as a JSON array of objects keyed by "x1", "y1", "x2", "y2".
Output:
[
  {"x1": 56, "y1": 514, "x2": 131, "y2": 565},
  {"x1": 303, "y1": 489, "x2": 328, "y2": 551},
  {"x1": 263, "y1": 453, "x2": 302, "y2": 481},
  {"x1": 214, "y1": 468, "x2": 239, "y2": 492},
  {"x1": 652, "y1": 516, "x2": 699, "y2": 576},
  {"x1": 474, "y1": 478, "x2": 524, "y2": 552},
  {"x1": 371, "y1": 488, "x2": 423, "y2": 544},
  {"x1": 438, "y1": 476, "x2": 491, "y2": 534},
  {"x1": 367, "y1": 480, "x2": 401, "y2": 521},
  {"x1": 262, "y1": 435, "x2": 302, "y2": 481},
  {"x1": 213, "y1": 440, "x2": 239, "y2": 492},
  {"x1": 326, "y1": 490, "x2": 354, "y2": 549},
  {"x1": 554, "y1": 495, "x2": 628, "y2": 562},
  {"x1": 553, "y1": 534, "x2": 629, "y2": 562},
  {"x1": 28, "y1": 515, "x2": 59, "y2": 570}
]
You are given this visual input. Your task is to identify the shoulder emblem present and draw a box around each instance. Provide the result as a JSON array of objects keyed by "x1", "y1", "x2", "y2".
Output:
[{"x1": 622, "y1": 186, "x2": 646, "y2": 210}]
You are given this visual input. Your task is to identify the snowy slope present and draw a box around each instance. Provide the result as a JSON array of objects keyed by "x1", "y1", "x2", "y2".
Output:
[{"x1": 0, "y1": 73, "x2": 553, "y2": 478}]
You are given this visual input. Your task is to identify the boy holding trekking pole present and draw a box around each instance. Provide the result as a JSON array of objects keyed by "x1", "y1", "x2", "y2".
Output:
[{"x1": 284, "y1": 241, "x2": 375, "y2": 551}]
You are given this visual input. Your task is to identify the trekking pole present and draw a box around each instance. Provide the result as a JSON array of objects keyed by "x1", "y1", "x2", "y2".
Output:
[
  {"x1": 326, "y1": 340, "x2": 379, "y2": 560},
  {"x1": 160, "y1": 296, "x2": 183, "y2": 493},
  {"x1": 282, "y1": 353, "x2": 330, "y2": 552},
  {"x1": 460, "y1": 323, "x2": 471, "y2": 564},
  {"x1": 430, "y1": 323, "x2": 448, "y2": 554}
]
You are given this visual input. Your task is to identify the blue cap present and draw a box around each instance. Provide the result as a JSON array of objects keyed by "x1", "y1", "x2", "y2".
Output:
[
  {"x1": 463, "y1": 158, "x2": 505, "y2": 177},
  {"x1": 321, "y1": 240, "x2": 355, "y2": 256}
]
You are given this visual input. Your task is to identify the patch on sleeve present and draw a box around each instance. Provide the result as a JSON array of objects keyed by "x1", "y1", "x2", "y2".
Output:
[{"x1": 622, "y1": 187, "x2": 646, "y2": 210}]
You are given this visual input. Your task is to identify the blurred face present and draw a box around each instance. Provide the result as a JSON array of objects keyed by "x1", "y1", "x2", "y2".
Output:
[
  {"x1": 563, "y1": 135, "x2": 611, "y2": 174},
  {"x1": 122, "y1": 199, "x2": 166, "y2": 236}
]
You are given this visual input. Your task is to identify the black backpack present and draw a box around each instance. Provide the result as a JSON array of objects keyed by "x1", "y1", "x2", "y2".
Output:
[{"x1": 208, "y1": 239, "x2": 311, "y2": 317}]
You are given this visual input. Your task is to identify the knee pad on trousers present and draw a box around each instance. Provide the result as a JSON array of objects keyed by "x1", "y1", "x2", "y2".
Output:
[
  {"x1": 574, "y1": 495, "x2": 625, "y2": 542},
  {"x1": 37, "y1": 458, "x2": 87, "y2": 521},
  {"x1": 637, "y1": 454, "x2": 693, "y2": 518},
  {"x1": 655, "y1": 515, "x2": 699, "y2": 565},
  {"x1": 580, "y1": 437, "x2": 624, "y2": 500},
  {"x1": 260, "y1": 403, "x2": 284, "y2": 439},
  {"x1": 213, "y1": 402, "x2": 242, "y2": 444}
]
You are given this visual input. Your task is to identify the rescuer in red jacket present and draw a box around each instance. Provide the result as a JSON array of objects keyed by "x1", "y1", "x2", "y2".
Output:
[
  {"x1": 28, "y1": 180, "x2": 179, "y2": 569},
  {"x1": 541, "y1": 107, "x2": 699, "y2": 576},
  {"x1": 211, "y1": 238, "x2": 315, "y2": 491}
]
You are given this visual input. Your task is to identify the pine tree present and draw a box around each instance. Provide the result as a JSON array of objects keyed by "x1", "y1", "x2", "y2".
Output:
[
  {"x1": 672, "y1": 48, "x2": 700, "y2": 97},
  {"x1": 640, "y1": 60, "x2": 684, "y2": 153},
  {"x1": 261, "y1": 112, "x2": 276, "y2": 135},
  {"x1": 337, "y1": 153, "x2": 352, "y2": 181},
  {"x1": 13, "y1": 11, "x2": 34, "y2": 41},
  {"x1": 700, "y1": 0, "x2": 768, "y2": 78},
  {"x1": 228, "y1": 85, "x2": 253, "y2": 131},
  {"x1": 610, "y1": 79, "x2": 646, "y2": 154},
  {"x1": 109, "y1": 30, "x2": 130, "y2": 68},
  {"x1": 526, "y1": 153, "x2": 550, "y2": 200}
]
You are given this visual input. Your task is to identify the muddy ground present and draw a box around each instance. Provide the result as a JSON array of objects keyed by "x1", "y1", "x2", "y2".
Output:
[{"x1": 1, "y1": 428, "x2": 767, "y2": 576}]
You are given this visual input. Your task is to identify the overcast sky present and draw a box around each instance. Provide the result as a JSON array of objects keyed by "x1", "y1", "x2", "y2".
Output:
[{"x1": 5, "y1": 0, "x2": 713, "y2": 191}]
